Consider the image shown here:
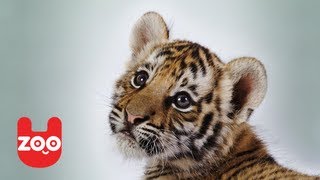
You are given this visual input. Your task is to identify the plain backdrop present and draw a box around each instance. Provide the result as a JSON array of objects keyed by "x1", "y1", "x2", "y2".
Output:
[{"x1": 0, "y1": 0, "x2": 319, "y2": 179}]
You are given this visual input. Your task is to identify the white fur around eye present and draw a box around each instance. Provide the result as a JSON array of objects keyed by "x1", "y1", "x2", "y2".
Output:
[
  {"x1": 130, "y1": 76, "x2": 141, "y2": 89},
  {"x1": 172, "y1": 103, "x2": 193, "y2": 113}
]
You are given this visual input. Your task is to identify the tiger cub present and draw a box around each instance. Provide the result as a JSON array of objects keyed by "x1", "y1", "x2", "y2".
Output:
[{"x1": 108, "y1": 12, "x2": 319, "y2": 180}]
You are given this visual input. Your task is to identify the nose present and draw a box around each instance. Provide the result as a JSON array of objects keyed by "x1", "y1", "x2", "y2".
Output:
[{"x1": 126, "y1": 109, "x2": 149, "y2": 125}]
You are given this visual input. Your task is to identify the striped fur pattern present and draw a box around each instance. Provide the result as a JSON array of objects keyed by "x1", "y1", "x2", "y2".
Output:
[{"x1": 108, "y1": 12, "x2": 319, "y2": 179}]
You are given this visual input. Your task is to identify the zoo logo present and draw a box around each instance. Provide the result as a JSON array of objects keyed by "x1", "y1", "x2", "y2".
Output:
[{"x1": 17, "y1": 117, "x2": 62, "y2": 168}]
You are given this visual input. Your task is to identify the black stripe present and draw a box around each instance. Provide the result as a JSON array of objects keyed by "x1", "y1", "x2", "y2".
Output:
[
  {"x1": 156, "y1": 50, "x2": 173, "y2": 58},
  {"x1": 174, "y1": 52, "x2": 187, "y2": 62},
  {"x1": 146, "y1": 123, "x2": 164, "y2": 131},
  {"x1": 255, "y1": 167, "x2": 291, "y2": 179},
  {"x1": 164, "y1": 96, "x2": 173, "y2": 110},
  {"x1": 174, "y1": 44, "x2": 189, "y2": 51},
  {"x1": 145, "y1": 171, "x2": 172, "y2": 180},
  {"x1": 245, "y1": 165, "x2": 272, "y2": 179},
  {"x1": 132, "y1": 116, "x2": 150, "y2": 126},
  {"x1": 198, "y1": 57, "x2": 206, "y2": 76},
  {"x1": 111, "y1": 94, "x2": 119, "y2": 101},
  {"x1": 169, "y1": 149, "x2": 201, "y2": 161},
  {"x1": 215, "y1": 97, "x2": 221, "y2": 117},
  {"x1": 184, "y1": 117, "x2": 196, "y2": 122},
  {"x1": 223, "y1": 157, "x2": 259, "y2": 179},
  {"x1": 140, "y1": 131, "x2": 151, "y2": 137},
  {"x1": 233, "y1": 147, "x2": 260, "y2": 159},
  {"x1": 196, "y1": 112, "x2": 214, "y2": 139},
  {"x1": 202, "y1": 121, "x2": 222, "y2": 150},
  {"x1": 162, "y1": 64, "x2": 170, "y2": 69},
  {"x1": 180, "y1": 59, "x2": 187, "y2": 69},
  {"x1": 175, "y1": 119, "x2": 184, "y2": 128},
  {"x1": 222, "y1": 149, "x2": 262, "y2": 176},
  {"x1": 171, "y1": 70, "x2": 176, "y2": 77},
  {"x1": 202, "y1": 47, "x2": 214, "y2": 66},
  {"x1": 108, "y1": 116, "x2": 119, "y2": 122},
  {"x1": 109, "y1": 122, "x2": 116, "y2": 133},
  {"x1": 188, "y1": 84, "x2": 197, "y2": 91},
  {"x1": 114, "y1": 105, "x2": 122, "y2": 112},
  {"x1": 247, "y1": 108, "x2": 254, "y2": 119},
  {"x1": 110, "y1": 110, "x2": 120, "y2": 118},
  {"x1": 228, "y1": 158, "x2": 263, "y2": 178},
  {"x1": 176, "y1": 71, "x2": 184, "y2": 81},
  {"x1": 191, "y1": 48, "x2": 207, "y2": 76},
  {"x1": 144, "y1": 63, "x2": 151, "y2": 70},
  {"x1": 189, "y1": 62, "x2": 198, "y2": 79},
  {"x1": 227, "y1": 112, "x2": 235, "y2": 120},
  {"x1": 188, "y1": 85, "x2": 198, "y2": 96},
  {"x1": 181, "y1": 78, "x2": 188, "y2": 87},
  {"x1": 238, "y1": 159, "x2": 287, "y2": 179},
  {"x1": 165, "y1": 26, "x2": 169, "y2": 39},
  {"x1": 204, "y1": 92, "x2": 213, "y2": 104},
  {"x1": 213, "y1": 69, "x2": 221, "y2": 88},
  {"x1": 145, "y1": 166, "x2": 170, "y2": 175},
  {"x1": 189, "y1": 142, "x2": 202, "y2": 161},
  {"x1": 141, "y1": 127, "x2": 158, "y2": 136},
  {"x1": 197, "y1": 100, "x2": 203, "y2": 113}
]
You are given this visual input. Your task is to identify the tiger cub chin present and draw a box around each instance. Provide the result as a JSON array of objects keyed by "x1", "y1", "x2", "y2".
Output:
[{"x1": 108, "y1": 12, "x2": 318, "y2": 180}]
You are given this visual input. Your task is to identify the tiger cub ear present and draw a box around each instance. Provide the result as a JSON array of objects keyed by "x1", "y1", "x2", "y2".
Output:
[
  {"x1": 130, "y1": 12, "x2": 169, "y2": 56},
  {"x1": 225, "y1": 57, "x2": 267, "y2": 123}
]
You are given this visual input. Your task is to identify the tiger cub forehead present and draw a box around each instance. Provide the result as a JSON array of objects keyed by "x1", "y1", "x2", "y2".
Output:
[{"x1": 128, "y1": 40, "x2": 225, "y2": 100}]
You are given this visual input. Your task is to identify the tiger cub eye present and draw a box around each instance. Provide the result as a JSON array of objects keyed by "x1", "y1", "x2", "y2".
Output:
[
  {"x1": 133, "y1": 70, "x2": 149, "y2": 87},
  {"x1": 174, "y1": 92, "x2": 192, "y2": 109}
]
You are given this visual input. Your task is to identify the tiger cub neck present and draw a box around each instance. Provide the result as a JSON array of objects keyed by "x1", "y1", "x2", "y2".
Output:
[{"x1": 144, "y1": 124, "x2": 275, "y2": 179}]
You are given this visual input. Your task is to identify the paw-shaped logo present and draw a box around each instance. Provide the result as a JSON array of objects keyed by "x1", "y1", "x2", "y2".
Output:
[{"x1": 17, "y1": 117, "x2": 62, "y2": 168}]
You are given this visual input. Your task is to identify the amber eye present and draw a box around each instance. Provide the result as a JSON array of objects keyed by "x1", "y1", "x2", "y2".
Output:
[
  {"x1": 132, "y1": 70, "x2": 149, "y2": 88},
  {"x1": 174, "y1": 92, "x2": 192, "y2": 109}
]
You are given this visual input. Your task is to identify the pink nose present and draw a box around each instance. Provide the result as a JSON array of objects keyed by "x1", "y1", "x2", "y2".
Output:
[{"x1": 126, "y1": 110, "x2": 144, "y2": 124}]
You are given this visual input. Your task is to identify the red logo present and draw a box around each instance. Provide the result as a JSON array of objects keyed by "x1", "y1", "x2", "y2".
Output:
[{"x1": 17, "y1": 117, "x2": 62, "y2": 168}]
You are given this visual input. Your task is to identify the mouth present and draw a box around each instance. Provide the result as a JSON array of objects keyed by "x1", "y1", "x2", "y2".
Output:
[
  {"x1": 119, "y1": 129, "x2": 135, "y2": 140},
  {"x1": 42, "y1": 150, "x2": 49, "y2": 155}
]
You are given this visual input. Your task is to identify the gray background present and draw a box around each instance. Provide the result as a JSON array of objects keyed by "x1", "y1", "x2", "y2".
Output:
[{"x1": 0, "y1": 0, "x2": 319, "y2": 179}]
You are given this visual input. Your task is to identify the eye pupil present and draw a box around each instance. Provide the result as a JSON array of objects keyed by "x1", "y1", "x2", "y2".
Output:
[
  {"x1": 178, "y1": 96, "x2": 187, "y2": 103},
  {"x1": 133, "y1": 71, "x2": 149, "y2": 87},
  {"x1": 138, "y1": 75, "x2": 146, "y2": 82}
]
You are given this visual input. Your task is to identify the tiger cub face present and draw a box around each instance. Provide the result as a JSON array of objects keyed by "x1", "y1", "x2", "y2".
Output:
[{"x1": 109, "y1": 12, "x2": 267, "y2": 162}]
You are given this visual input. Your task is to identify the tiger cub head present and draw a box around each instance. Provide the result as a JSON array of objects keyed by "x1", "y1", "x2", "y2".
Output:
[{"x1": 109, "y1": 12, "x2": 267, "y2": 162}]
